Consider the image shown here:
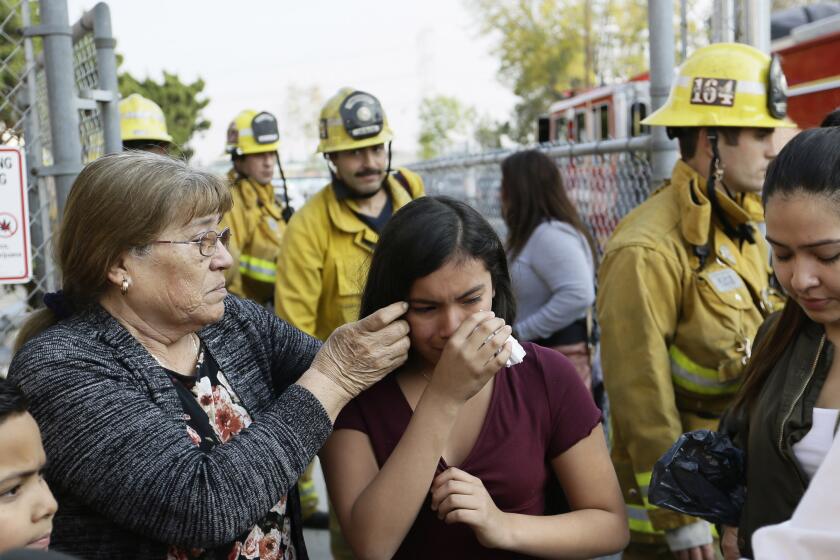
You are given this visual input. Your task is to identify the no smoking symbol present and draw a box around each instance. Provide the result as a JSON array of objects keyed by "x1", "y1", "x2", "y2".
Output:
[{"x1": 0, "y1": 213, "x2": 18, "y2": 238}]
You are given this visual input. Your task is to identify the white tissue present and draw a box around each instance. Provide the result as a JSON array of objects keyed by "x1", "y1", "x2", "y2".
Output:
[{"x1": 505, "y1": 335, "x2": 526, "y2": 367}]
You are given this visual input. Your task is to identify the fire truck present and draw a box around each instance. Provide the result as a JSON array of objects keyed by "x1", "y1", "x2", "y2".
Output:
[{"x1": 538, "y1": 10, "x2": 840, "y2": 143}]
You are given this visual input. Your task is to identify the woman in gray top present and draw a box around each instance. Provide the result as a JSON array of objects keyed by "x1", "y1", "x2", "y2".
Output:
[
  {"x1": 7, "y1": 152, "x2": 410, "y2": 560},
  {"x1": 501, "y1": 150, "x2": 597, "y2": 388}
]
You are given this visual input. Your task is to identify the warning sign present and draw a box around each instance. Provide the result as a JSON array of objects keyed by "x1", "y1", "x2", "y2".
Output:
[{"x1": 0, "y1": 147, "x2": 31, "y2": 284}]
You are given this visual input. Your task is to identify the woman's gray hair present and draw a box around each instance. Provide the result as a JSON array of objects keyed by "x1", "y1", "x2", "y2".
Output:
[{"x1": 16, "y1": 152, "x2": 232, "y2": 348}]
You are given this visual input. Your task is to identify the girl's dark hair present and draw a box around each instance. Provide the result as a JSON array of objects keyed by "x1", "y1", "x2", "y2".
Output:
[
  {"x1": 820, "y1": 107, "x2": 840, "y2": 127},
  {"x1": 732, "y1": 126, "x2": 840, "y2": 414},
  {"x1": 0, "y1": 377, "x2": 28, "y2": 423},
  {"x1": 359, "y1": 196, "x2": 516, "y2": 325},
  {"x1": 500, "y1": 149, "x2": 597, "y2": 262}
]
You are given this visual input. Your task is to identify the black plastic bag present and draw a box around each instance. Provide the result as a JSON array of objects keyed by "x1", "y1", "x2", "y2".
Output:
[{"x1": 649, "y1": 429, "x2": 746, "y2": 526}]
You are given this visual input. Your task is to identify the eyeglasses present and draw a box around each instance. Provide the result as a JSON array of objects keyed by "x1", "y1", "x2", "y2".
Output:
[{"x1": 154, "y1": 228, "x2": 232, "y2": 257}]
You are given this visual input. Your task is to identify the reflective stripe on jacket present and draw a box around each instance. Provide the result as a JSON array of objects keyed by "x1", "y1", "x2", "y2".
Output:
[
  {"x1": 597, "y1": 160, "x2": 782, "y2": 543},
  {"x1": 221, "y1": 170, "x2": 286, "y2": 305},
  {"x1": 275, "y1": 168, "x2": 424, "y2": 341},
  {"x1": 669, "y1": 345, "x2": 742, "y2": 396}
]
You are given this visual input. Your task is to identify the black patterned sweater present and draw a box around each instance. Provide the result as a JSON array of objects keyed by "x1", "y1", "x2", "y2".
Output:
[{"x1": 8, "y1": 296, "x2": 329, "y2": 559}]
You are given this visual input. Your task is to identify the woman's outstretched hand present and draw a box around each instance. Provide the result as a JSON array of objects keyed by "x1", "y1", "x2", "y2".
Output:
[
  {"x1": 426, "y1": 311, "x2": 512, "y2": 404},
  {"x1": 431, "y1": 467, "x2": 509, "y2": 549},
  {"x1": 312, "y1": 301, "x2": 411, "y2": 399}
]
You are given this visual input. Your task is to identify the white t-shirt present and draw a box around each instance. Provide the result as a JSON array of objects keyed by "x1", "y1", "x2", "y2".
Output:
[{"x1": 792, "y1": 407, "x2": 839, "y2": 479}]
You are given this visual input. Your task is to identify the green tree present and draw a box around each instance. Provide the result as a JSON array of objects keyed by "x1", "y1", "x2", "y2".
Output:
[
  {"x1": 418, "y1": 95, "x2": 477, "y2": 159},
  {"x1": 469, "y1": 0, "x2": 591, "y2": 142},
  {"x1": 474, "y1": 114, "x2": 508, "y2": 151},
  {"x1": 469, "y1": 0, "x2": 704, "y2": 143},
  {"x1": 118, "y1": 62, "x2": 210, "y2": 161}
]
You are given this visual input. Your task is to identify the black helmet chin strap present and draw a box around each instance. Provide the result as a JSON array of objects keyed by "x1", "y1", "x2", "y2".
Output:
[
  {"x1": 276, "y1": 151, "x2": 294, "y2": 223},
  {"x1": 696, "y1": 129, "x2": 755, "y2": 269},
  {"x1": 385, "y1": 140, "x2": 393, "y2": 179}
]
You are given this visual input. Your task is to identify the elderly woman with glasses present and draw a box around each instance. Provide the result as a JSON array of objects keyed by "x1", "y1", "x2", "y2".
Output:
[{"x1": 7, "y1": 152, "x2": 410, "y2": 560}]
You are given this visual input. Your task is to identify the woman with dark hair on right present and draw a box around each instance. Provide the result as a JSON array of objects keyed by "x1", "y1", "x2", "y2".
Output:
[
  {"x1": 500, "y1": 150, "x2": 598, "y2": 390},
  {"x1": 320, "y1": 196, "x2": 627, "y2": 559},
  {"x1": 720, "y1": 126, "x2": 840, "y2": 559}
]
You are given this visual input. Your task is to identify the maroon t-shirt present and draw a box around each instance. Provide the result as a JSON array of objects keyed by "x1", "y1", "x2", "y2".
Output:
[{"x1": 334, "y1": 342, "x2": 602, "y2": 559}]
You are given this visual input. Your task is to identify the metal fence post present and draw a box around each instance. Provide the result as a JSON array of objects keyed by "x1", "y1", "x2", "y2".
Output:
[
  {"x1": 88, "y1": 2, "x2": 120, "y2": 153},
  {"x1": 712, "y1": 0, "x2": 737, "y2": 43},
  {"x1": 37, "y1": 0, "x2": 83, "y2": 218},
  {"x1": 742, "y1": 0, "x2": 771, "y2": 52},
  {"x1": 679, "y1": 0, "x2": 687, "y2": 62},
  {"x1": 647, "y1": 0, "x2": 679, "y2": 187},
  {"x1": 19, "y1": 0, "x2": 53, "y2": 300}
]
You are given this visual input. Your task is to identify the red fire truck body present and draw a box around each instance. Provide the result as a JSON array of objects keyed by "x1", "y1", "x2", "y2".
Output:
[
  {"x1": 775, "y1": 16, "x2": 840, "y2": 128},
  {"x1": 541, "y1": 15, "x2": 840, "y2": 142}
]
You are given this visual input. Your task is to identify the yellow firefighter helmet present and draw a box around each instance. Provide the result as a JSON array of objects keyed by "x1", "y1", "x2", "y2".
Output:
[
  {"x1": 119, "y1": 93, "x2": 173, "y2": 143},
  {"x1": 642, "y1": 42, "x2": 795, "y2": 129},
  {"x1": 226, "y1": 110, "x2": 281, "y2": 156},
  {"x1": 317, "y1": 88, "x2": 393, "y2": 153}
]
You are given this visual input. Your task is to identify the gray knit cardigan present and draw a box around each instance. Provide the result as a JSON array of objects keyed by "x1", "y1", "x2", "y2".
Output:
[{"x1": 8, "y1": 295, "x2": 331, "y2": 559}]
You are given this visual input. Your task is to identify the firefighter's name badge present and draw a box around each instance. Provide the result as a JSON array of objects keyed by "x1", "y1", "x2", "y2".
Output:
[{"x1": 708, "y1": 268, "x2": 743, "y2": 293}]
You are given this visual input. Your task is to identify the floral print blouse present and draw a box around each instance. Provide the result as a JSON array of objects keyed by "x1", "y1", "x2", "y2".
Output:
[{"x1": 164, "y1": 344, "x2": 297, "y2": 560}]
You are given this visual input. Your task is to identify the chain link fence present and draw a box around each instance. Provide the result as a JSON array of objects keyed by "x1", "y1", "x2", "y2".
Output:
[
  {"x1": 0, "y1": 0, "x2": 41, "y2": 371},
  {"x1": 74, "y1": 32, "x2": 106, "y2": 163},
  {"x1": 410, "y1": 136, "x2": 653, "y2": 255},
  {"x1": 0, "y1": 0, "x2": 118, "y2": 373}
]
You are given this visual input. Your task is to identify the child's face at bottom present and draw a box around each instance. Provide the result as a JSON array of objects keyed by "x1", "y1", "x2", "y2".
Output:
[{"x1": 0, "y1": 412, "x2": 57, "y2": 553}]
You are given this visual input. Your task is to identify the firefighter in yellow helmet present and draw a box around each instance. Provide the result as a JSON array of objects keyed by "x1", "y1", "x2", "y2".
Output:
[
  {"x1": 119, "y1": 93, "x2": 173, "y2": 155},
  {"x1": 220, "y1": 110, "x2": 293, "y2": 306},
  {"x1": 275, "y1": 88, "x2": 424, "y2": 552},
  {"x1": 597, "y1": 43, "x2": 791, "y2": 559},
  {"x1": 276, "y1": 88, "x2": 424, "y2": 340}
]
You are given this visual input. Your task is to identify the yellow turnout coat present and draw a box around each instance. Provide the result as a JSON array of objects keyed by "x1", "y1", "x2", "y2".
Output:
[
  {"x1": 597, "y1": 160, "x2": 782, "y2": 542},
  {"x1": 221, "y1": 170, "x2": 286, "y2": 305},
  {"x1": 275, "y1": 168, "x2": 424, "y2": 340}
]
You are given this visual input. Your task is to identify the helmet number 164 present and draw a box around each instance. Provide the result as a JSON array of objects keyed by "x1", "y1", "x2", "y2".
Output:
[{"x1": 690, "y1": 78, "x2": 736, "y2": 107}]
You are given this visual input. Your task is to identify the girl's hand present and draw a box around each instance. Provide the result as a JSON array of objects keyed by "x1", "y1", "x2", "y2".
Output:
[
  {"x1": 430, "y1": 467, "x2": 509, "y2": 550},
  {"x1": 427, "y1": 311, "x2": 512, "y2": 404}
]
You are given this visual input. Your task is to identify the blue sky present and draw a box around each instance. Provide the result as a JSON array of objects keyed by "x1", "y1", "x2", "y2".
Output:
[{"x1": 67, "y1": 0, "x2": 518, "y2": 166}]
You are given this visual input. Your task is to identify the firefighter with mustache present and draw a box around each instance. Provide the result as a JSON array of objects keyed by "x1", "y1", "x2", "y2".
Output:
[{"x1": 275, "y1": 88, "x2": 424, "y2": 554}]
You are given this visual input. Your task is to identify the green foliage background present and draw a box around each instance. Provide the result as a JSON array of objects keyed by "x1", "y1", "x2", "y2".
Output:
[{"x1": 469, "y1": 0, "x2": 651, "y2": 143}]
